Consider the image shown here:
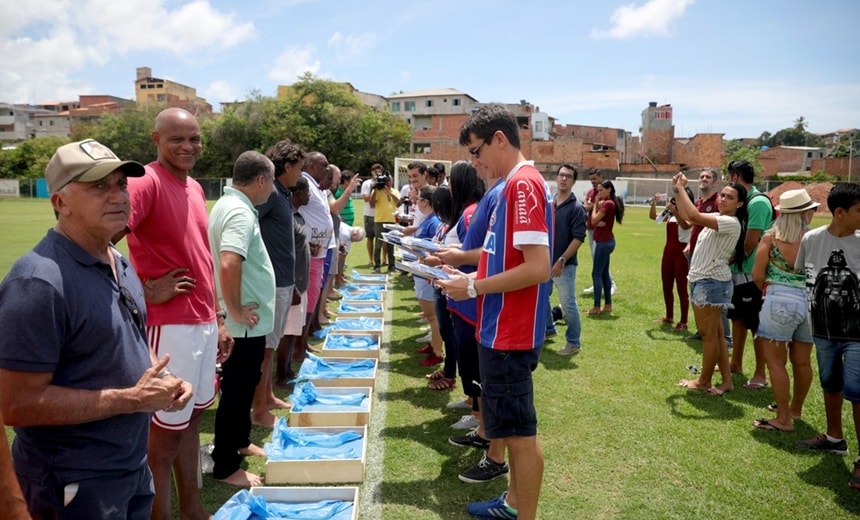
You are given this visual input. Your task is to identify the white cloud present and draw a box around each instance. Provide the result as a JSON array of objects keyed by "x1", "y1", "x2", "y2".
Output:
[
  {"x1": 327, "y1": 31, "x2": 377, "y2": 60},
  {"x1": 591, "y1": 0, "x2": 695, "y2": 39},
  {"x1": 267, "y1": 45, "x2": 322, "y2": 84},
  {"x1": 202, "y1": 80, "x2": 243, "y2": 105},
  {"x1": 0, "y1": 0, "x2": 254, "y2": 103}
]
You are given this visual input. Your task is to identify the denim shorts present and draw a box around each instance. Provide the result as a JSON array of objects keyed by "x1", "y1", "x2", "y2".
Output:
[
  {"x1": 413, "y1": 275, "x2": 434, "y2": 301},
  {"x1": 756, "y1": 284, "x2": 813, "y2": 344},
  {"x1": 478, "y1": 346, "x2": 540, "y2": 439},
  {"x1": 689, "y1": 278, "x2": 733, "y2": 309},
  {"x1": 814, "y1": 338, "x2": 860, "y2": 402}
]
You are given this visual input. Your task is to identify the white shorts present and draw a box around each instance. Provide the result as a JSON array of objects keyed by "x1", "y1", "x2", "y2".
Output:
[
  {"x1": 284, "y1": 292, "x2": 308, "y2": 336},
  {"x1": 148, "y1": 323, "x2": 218, "y2": 430},
  {"x1": 266, "y1": 285, "x2": 294, "y2": 349}
]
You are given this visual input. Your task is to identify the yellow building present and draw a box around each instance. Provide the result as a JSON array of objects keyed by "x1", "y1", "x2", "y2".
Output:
[{"x1": 135, "y1": 67, "x2": 212, "y2": 114}]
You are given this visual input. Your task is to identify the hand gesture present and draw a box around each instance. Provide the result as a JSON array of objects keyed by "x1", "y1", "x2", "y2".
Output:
[
  {"x1": 672, "y1": 172, "x2": 688, "y2": 189},
  {"x1": 217, "y1": 322, "x2": 234, "y2": 364},
  {"x1": 134, "y1": 355, "x2": 188, "y2": 413},
  {"x1": 143, "y1": 268, "x2": 196, "y2": 304}
]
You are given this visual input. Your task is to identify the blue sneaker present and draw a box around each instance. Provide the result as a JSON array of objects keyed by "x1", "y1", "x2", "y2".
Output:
[{"x1": 467, "y1": 491, "x2": 517, "y2": 519}]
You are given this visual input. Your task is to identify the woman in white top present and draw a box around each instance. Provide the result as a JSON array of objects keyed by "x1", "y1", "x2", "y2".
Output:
[{"x1": 673, "y1": 172, "x2": 748, "y2": 396}]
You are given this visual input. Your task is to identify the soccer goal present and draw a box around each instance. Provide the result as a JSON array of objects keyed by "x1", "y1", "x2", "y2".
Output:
[{"x1": 616, "y1": 177, "x2": 701, "y2": 206}]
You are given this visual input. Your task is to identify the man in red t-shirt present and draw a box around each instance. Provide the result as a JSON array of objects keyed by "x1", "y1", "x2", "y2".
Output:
[{"x1": 116, "y1": 108, "x2": 236, "y2": 517}]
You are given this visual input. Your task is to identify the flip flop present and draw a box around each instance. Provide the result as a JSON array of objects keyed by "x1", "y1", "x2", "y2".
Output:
[
  {"x1": 753, "y1": 418, "x2": 793, "y2": 432},
  {"x1": 743, "y1": 380, "x2": 769, "y2": 390},
  {"x1": 427, "y1": 377, "x2": 456, "y2": 391},
  {"x1": 767, "y1": 402, "x2": 778, "y2": 412},
  {"x1": 707, "y1": 387, "x2": 732, "y2": 396}
]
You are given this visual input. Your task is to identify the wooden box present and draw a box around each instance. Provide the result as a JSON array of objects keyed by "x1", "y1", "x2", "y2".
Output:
[
  {"x1": 337, "y1": 300, "x2": 384, "y2": 318},
  {"x1": 248, "y1": 486, "x2": 359, "y2": 520},
  {"x1": 265, "y1": 426, "x2": 367, "y2": 484},
  {"x1": 331, "y1": 317, "x2": 384, "y2": 334},
  {"x1": 288, "y1": 386, "x2": 372, "y2": 427},
  {"x1": 298, "y1": 357, "x2": 378, "y2": 389},
  {"x1": 320, "y1": 332, "x2": 381, "y2": 359}
]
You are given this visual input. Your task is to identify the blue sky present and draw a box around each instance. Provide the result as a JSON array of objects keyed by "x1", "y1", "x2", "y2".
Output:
[{"x1": 3, "y1": 0, "x2": 858, "y2": 140}]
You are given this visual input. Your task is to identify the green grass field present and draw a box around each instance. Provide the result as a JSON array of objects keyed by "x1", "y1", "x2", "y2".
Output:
[{"x1": 1, "y1": 197, "x2": 858, "y2": 519}]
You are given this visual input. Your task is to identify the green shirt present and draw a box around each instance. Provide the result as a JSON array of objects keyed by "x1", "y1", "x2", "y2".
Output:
[
  {"x1": 733, "y1": 186, "x2": 774, "y2": 275},
  {"x1": 208, "y1": 186, "x2": 276, "y2": 338}
]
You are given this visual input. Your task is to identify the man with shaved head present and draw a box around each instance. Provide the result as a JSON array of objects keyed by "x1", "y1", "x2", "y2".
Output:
[{"x1": 116, "y1": 107, "x2": 234, "y2": 519}]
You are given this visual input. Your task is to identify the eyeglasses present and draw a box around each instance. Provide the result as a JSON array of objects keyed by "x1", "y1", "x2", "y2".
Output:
[
  {"x1": 118, "y1": 284, "x2": 144, "y2": 332},
  {"x1": 557, "y1": 173, "x2": 574, "y2": 179},
  {"x1": 468, "y1": 140, "x2": 488, "y2": 158}
]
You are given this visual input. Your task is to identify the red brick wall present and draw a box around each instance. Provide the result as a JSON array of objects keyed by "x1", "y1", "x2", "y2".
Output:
[
  {"x1": 810, "y1": 157, "x2": 860, "y2": 179},
  {"x1": 642, "y1": 128, "x2": 673, "y2": 164},
  {"x1": 674, "y1": 134, "x2": 723, "y2": 169},
  {"x1": 760, "y1": 148, "x2": 806, "y2": 176}
]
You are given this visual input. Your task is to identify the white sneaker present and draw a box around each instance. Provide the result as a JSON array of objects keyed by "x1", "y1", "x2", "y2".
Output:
[
  {"x1": 418, "y1": 332, "x2": 432, "y2": 343},
  {"x1": 450, "y1": 414, "x2": 480, "y2": 430},
  {"x1": 611, "y1": 283, "x2": 617, "y2": 295},
  {"x1": 583, "y1": 286, "x2": 594, "y2": 295},
  {"x1": 446, "y1": 399, "x2": 471, "y2": 410}
]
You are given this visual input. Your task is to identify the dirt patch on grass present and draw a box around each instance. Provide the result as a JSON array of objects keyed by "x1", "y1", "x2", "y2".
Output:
[{"x1": 765, "y1": 181, "x2": 832, "y2": 214}]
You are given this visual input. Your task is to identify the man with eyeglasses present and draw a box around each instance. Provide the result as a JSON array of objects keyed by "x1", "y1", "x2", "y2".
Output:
[
  {"x1": 551, "y1": 164, "x2": 588, "y2": 355},
  {"x1": 438, "y1": 104, "x2": 552, "y2": 520},
  {"x1": 0, "y1": 140, "x2": 192, "y2": 519}
]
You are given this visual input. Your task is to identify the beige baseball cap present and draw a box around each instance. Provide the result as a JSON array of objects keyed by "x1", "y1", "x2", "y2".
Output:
[{"x1": 45, "y1": 139, "x2": 145, "y2": 193}]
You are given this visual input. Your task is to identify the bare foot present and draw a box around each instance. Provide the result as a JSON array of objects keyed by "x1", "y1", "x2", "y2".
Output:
[
  {"x1": 267, "y1": 397, "x2": 292, "y2": 410},
  {"x1": 714, "y1": 382, "x2": 734, "y2": 394},
  {"x1": 678, "y1": 379, "x2": 710, "y2": 391},
  {"x1": 753, "y1": 417, "x2": 794, "y2": 432},
  {"x1": 217, "y1": 469, "x2": 263, "y2": 487},
  {"x1": 251, "y1": 413, "x2": 277, "y2": 428},
  {"x1": 238, "y1": 443, "x2": 266, "y2": 457},
  {"x1": 600, "y1": 306, "x2": 613, "y2": 314},
  {"x1": 729, "y1": 362, "x2": 743, "y2": 374}
]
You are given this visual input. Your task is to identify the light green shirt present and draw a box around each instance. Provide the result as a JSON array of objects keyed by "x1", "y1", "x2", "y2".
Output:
[
  {"x1": 208, "y1": 186, "x2": 276, "y2": 338},
  {"x1": 733, "y1": 186, "x2": 773, "y2": 275}
]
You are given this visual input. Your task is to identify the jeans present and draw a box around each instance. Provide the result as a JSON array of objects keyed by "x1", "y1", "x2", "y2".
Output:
[
  {"x1": 592, "y1": 239, "x2": 615, "y2": 307},
  {"x1": 814, "y1": 338, "x2": 860, "y2": 402},
  {"x1": 553, "y1": 263, "x2": 582, "y2": 346}
]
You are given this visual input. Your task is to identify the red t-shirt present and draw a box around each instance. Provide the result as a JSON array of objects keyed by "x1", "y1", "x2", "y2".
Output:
[
  {"x1": 689, "y1": 191, "x2": 719, "y2": 256},
  {"x1": 592, "y1": 199, "x2": 616, "y2": 242},
  {"x1": 126, "y1": 162, "x2": 216, "y2": 326}
]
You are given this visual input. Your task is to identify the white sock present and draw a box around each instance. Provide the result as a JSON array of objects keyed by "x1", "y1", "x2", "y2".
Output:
[{"x1": 825, "y1": 434, "x2": 843, "y2": 442}]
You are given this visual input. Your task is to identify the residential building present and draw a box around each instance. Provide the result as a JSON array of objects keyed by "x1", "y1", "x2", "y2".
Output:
[{"x1": 135, "y1": 67, "x2": 211, "y2": 114}]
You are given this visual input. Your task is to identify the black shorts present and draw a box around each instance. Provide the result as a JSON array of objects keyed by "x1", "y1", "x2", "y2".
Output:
[
  {"x1": 364, "y1": 215, "x2": 375, "y2": 239},
  {"x1": 726, "y1": 281, "x2": 763, "y2": 332},
  {"x1": 477, "y1": 346, "x2": 540, "y2": 439}
]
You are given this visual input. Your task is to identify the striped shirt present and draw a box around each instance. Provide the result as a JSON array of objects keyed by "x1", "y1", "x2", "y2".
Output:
[{"x1": 688, "y1": 215, "x2": 741, "y2": 283}]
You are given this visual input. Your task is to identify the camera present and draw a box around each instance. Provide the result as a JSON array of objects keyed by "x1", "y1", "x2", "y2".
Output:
[{"x1": 374, "y1": 172, "x2": 390, "y2": 189}]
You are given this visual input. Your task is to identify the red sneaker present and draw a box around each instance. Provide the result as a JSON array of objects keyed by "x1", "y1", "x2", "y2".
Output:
[
  {"x1": 420, "y1": 353, "x2": 444, "y2": 367},
  {"x1": 417, "y1": 344, "x2": 433, "y2": 354}
]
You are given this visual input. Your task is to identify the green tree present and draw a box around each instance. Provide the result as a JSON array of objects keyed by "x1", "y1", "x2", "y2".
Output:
[
  {"x1": 71, "y1": 105, "x2": 166, "y2": 164},
  {"x1": 724, "y1": 139, "x2": 763, "y2": 178},
  {"x1": 0, "y1": 137, "x2": 68, "y2": 179}
]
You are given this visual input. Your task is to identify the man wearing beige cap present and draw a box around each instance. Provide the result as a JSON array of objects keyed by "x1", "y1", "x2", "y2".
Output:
[{"x1": 0, "y1": 139, "x2": 192, "y2": 519}]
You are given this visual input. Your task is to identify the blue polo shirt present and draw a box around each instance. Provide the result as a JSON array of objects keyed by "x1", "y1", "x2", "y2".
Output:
[
  {"x1": 0, "y1": 229, "x2": 151, "y2": 482},
  {"x1": 257, "y1": 181, "x2": 295, "y2": 288}
]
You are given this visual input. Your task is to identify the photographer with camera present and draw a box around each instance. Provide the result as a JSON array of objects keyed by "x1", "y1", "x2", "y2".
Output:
[
  {"x1": 369, "y1": 172, "x2": 397, "y2": 273},
  {"x1": 650, "y1": 188, "x2": 693, "y2": 331}
]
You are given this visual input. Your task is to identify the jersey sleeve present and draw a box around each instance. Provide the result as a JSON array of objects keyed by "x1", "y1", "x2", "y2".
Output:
[{"x1": 510, "y1": 176, "x2": 549, "y2": 248}]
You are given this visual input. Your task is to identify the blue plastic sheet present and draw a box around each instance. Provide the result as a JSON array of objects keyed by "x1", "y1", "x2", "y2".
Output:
[
  {"x1": 341, "y1": 288, "x2": 383, "y2": 300},
  {"x1": 214, "y1": 489, "x2": 353, "y2": 520},
  {"x1": 338, "y1": 302, "x2": 382, "y2": 314},
  {"x1": 340, "y1": 282, "x2": 386, "y2": 292},
  {"x1": 332, "y1": 317, "x2": 383, "y2": 330},
  {"x1": 312, "y1": 317, "x2": 383, "y2": 340},
  {"x1": 324, "y1": 334, "x2": 379, "y2": 350},
  {"x1": 296, "y1": 353, "x2": 375, "y2": 381},
  {"x1": 289, "y1": 381, "x2": 368, "y2": 412},
  {"x1": 350, "y1": 270, "x2": 386, "y2": 282},
  {"x1": 264, "y1": 417, "x2": 363, "y2": 460}
]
